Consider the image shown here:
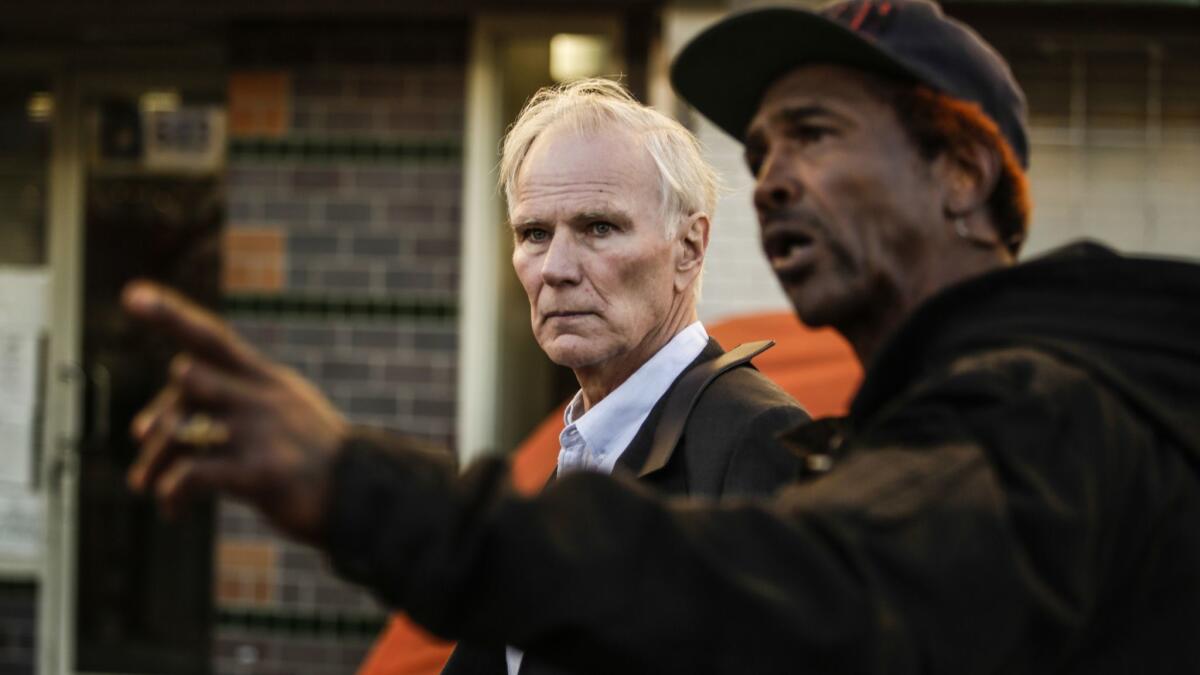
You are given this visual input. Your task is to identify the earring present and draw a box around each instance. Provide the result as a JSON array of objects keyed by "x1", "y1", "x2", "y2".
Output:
[
  {"x1": 952, "y1": 214, "x2": 996, "y2": 249},
  {"x1": 954, "y1": 216, "x2": 971, "y2": 241},
  {"x1": 952, "y1": 212, "x2": 1023, "y2": 253}
]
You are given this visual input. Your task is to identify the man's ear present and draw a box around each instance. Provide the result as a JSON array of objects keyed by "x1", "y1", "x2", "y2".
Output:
[
  {"x1": 675, "y1": 212, "x2": 709, "y2": 292},
  {"x1": 937, "y1": 139, "x2": 1001, "y2": 219}
]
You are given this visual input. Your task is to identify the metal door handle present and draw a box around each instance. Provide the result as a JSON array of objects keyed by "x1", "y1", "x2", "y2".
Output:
[{"x1": 89, "y1": 363, "x2": 111, "y2": 449}]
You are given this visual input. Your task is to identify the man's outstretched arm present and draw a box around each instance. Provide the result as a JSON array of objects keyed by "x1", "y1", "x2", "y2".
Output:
[{"x1": 124, "y1": 280, "x2": 1104, "y2": 675}]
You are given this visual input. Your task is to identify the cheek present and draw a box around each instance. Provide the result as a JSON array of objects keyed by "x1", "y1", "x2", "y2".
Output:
[
  {"x1": 616, "y1": 250, "x2": 675, "y2": 314},
  {"x1": 822, "y1": 164, "x2": 911, "y2": 248},
  {"x1": 512, "y1": 253, "x2": 541, "y2": 302}
]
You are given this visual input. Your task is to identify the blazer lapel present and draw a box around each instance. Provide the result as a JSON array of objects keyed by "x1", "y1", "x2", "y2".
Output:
[{"x1": 613, "y1": 338, "x2": 724, "y2": 481}]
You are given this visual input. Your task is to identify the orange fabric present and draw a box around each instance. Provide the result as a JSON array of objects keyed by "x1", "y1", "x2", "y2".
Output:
[
  {"x1": 705, "y1": 311, "x2": 861, "y2": 419},
  {"x1": 356, "y1": 614, "x2": 455, "y2": 675},
  {"x1": 509, "y1": 400, "x2": 570, "y2": 495},
  {"x1": 356, "y1": 310, "x2": 861, "y2": 675}
]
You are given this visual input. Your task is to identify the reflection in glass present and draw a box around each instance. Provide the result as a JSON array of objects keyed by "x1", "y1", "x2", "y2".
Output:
[{"x1": 0, "y1": 83, "x2": 50, "y2": 266}]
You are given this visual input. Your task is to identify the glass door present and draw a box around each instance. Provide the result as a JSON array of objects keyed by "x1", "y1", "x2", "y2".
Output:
[
  {"x1": 71, "y1": 73, "x2": 226, "y2": 675},
  {"x1": 0, "y1": 71, "x2": 55, "y2": 675}
]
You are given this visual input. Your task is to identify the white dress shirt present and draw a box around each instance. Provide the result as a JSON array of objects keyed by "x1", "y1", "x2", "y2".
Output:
[{"x1": 506, "y1": 321, "x2": 710, "y2": 675}]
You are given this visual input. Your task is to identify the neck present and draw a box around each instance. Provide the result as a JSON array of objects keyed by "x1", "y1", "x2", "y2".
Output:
[
  {"x1": 842, "y1": 246, "x2": 1013, "y2": 365},
  {"x1": 575, "y1": 301, "x2": 697, "y2": 412}
]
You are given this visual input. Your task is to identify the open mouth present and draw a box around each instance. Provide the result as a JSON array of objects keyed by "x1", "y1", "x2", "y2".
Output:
[{"x1": 763, "y1": 228, "x2": 817, "y2": 274}]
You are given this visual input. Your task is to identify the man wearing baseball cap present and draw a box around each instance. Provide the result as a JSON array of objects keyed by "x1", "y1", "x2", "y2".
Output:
[{"x1": 124, "y1": 1, "x2": 1200, "y2": 672}]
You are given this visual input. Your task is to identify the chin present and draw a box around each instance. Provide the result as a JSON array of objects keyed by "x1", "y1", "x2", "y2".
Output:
[
  {"x1": 541, "y1": 337, "x2": 606, "y2": 370},
  {"x1": 785, "y1": 286, "x2": 850, "y2": 329}
]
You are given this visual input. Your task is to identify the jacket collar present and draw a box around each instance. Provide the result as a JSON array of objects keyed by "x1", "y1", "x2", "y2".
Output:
[
  {"x1": 613, "y1": 338, "x2": 725, "y2": 479},
  {"x1": 846, "y1": 241, "x2": 1200, "y2": 467}
]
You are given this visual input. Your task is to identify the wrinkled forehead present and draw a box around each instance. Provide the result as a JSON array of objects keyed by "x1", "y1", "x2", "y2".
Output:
[
  {"x1": 522, "y1": 120, "x2": 649, "y2": 175},
  {"x1": 518, "y1": 124, "x2": 655, "y2": 188},
  {"x1": 511, "y1": 124, "x2": 660, "y2": 218}
]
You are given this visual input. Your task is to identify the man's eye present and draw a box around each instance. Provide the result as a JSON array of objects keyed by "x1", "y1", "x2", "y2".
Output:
[
  {"x1": 793, "y1": 125, "x2": 831, "y2": 144},
  {"x1": 744, "y1": 139, "x2": 767, "y2": 176},
  {"x1": 521, "y1": 228, "x2": 550, "y2": 243},
  {"x1": 590, "y1": 222, "x2": 614, "y2": 236}
]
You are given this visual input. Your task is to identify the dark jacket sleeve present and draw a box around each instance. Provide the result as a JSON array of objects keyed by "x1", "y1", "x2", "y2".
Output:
[{"x1": 327, "y1": 350, "x2": 1154, "y2": 675}]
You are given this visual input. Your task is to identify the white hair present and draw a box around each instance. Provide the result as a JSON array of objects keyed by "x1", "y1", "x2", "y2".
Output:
[{"x1": 499, "y1": 77, "x2": 719, "y2": 240}]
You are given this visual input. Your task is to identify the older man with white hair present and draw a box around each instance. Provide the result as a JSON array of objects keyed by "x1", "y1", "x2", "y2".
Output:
[{"x1": 437, "y1": 78, "x2": 807, "y2": 675}]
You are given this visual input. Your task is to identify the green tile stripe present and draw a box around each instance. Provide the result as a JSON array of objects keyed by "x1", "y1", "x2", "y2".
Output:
[
  {"x1": 222, "y1": 293, "x2": 456, "y2": 321},
  {"x1": 216, "y1": 607, "x2": 386, "y2": 638},
  {"x1": 228, "y1": 136, "x2": 461, "y2": 163}
]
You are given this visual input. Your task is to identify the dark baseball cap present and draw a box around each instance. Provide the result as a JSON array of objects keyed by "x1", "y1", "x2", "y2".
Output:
[{"x1": 671, "y1": 0, "x2": 1030, "y2": 167}]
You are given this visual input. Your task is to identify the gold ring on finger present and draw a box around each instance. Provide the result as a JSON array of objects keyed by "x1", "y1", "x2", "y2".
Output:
[{"x1": 174, "y1": 413, "x2": 230, "y2": 450}]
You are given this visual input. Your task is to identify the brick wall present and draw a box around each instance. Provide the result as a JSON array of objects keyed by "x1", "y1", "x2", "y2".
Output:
[{"x1": 215, "y1": 19, "x2": 467, "y2": 675}]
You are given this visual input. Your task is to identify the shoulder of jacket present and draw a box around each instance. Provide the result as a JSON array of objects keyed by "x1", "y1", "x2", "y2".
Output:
[
  {"x1": 940, "y1": 345, "x2": 1099, "y2": 400},
  {"x1": 700, "y1": 362, "x2": 800, "y2": 405},
  {"x1": 875, "y1": 345, "x2": 1127, "y2": 437},
  {"x1": 688, "y1": 364, "x2": 809, "y2": 434}
]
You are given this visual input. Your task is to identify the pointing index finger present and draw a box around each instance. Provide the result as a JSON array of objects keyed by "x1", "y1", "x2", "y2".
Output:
[{"x1": 122, "y1": 280, "x2": 263, "y2": 376}]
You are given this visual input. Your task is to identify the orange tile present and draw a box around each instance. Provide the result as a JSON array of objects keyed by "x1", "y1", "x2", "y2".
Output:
[
  {"x1": 228, "y1": 71, "x2": 291, "y2": 138},
  {"x1": 222, "y1": 266, "x2": 253, "y2": 292},
  {"x1": 218, "y1": 540, "x2": 277, "y2": 570},
  {"x1": 259, "y1": 265, "x2": 284, "y2": 290},
  {"x1": 229, "y1": 72, "x2": 289, "y2": 102},
  {"x1": 216, "y1": 541, "x2": 278, "y2": 606},
  {"x1": 216, "y1": 577, "x2": 243, "y2": 604},
  {"x1": 223, "y1": 228, "x2": 286, "y2": 292},
  {"x1": 250, "y1": 577, "x2": 272, "y2": 604},
  {"x1": 227, "y1": 229, "x2": 284, "y2": 254}
]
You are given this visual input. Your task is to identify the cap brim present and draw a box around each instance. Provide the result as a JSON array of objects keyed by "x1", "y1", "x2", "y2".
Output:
[{"x1": 671, "y1": 7, "x2": 923, "y2": 141}]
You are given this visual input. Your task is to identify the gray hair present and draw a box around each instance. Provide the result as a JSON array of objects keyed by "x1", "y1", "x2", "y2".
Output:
[{"x1": 499, "y1": 78, "x2": 719, "y2": 239}]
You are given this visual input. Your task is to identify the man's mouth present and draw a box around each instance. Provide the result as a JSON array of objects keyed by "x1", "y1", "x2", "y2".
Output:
[
  {"x1": 762, "y1": 227, "x2": 818, "y2": 275},
  {"x1": 543, "y1": 310, "x2": 594, "y2": 322}
]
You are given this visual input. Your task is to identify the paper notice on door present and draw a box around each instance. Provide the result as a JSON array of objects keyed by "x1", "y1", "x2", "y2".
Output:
[
  {"x1": 0, "y1": 408, "x2": 33, "y2": 485},
  {"x1": 0, "y1": 332, "x2": 38, "y2": 486},
  {"x1": 0, "y1": 268, "x2": 49, "y2": 332},
  {"x1": 0, "y1": 268, "x2": 46, "y2": 489},
  {"x1": 0, "y1": 331, "x2": 37, "y2": 411}
]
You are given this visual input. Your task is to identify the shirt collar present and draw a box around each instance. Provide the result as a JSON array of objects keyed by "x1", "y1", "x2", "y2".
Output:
[{"x1": 558, "y1": 321, "x2": 709, "y2": 475}]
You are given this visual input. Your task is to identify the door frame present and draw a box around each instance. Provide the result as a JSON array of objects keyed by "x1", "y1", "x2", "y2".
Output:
[
  {"x1": 0, "y1": 50, "x2": 84, "y2": 675},
  {"x1": 456, "y1": 13, "x2": 625, "y2": 465}
]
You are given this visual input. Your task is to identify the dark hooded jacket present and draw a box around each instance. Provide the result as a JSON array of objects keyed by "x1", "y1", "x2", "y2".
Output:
[{"x1": 329, "y1": 241, "x2": 1200, "y2": 674}]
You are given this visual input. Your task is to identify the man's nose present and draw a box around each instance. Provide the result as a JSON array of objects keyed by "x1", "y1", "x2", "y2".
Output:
[
  {"x1": 541, "y1": 231, "x2": 582, "y2": 286},
  {"x1": 753, "y1": 150, "x2": 800, "y2": 214}
]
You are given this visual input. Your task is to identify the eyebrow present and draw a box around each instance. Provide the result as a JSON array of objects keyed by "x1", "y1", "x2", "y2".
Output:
[
  {"x1": 574, "y1": 210, "x2": 623, "y2": 222},
  {"x1": 747, "y1": 103, "x2": 845, "y2": 138},
  {"x1": 745, "y1": 103, "x2": 853, "y2": 158},
  {"x1": 771, "y1": 103, "x2": 845, "y2": 128},
  {"x1": 509, "y1": 209, "x2": 632, "y2": 230},
  {"x1": 509, "y1": 217, "x2": 544, "y2": 230}
]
